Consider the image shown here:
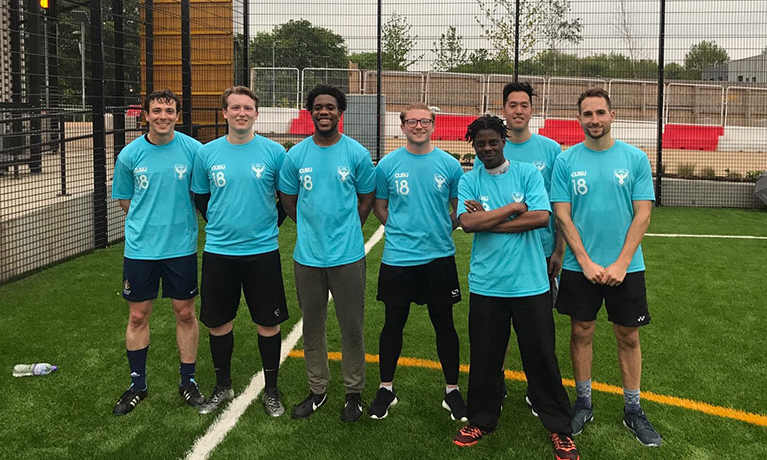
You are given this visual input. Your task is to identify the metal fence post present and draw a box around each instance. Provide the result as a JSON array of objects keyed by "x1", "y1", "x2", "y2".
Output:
[
  {"x1": 145, "y1": 0, "x2": 154, "y2": 95},
  {"x1": 113, "y1": 0, "x2": 126, "y2": 162},
  {"x1": 91, "y1": 0, "x2": 108, "y2": 248},
  {"x1": 242, "y1": 0, "x2": 249, "y2": 87},
  {"x1": 375, "y1": 0, "x2": 382, "y2": 162},
  {"x1": 181, "y1": 0, "x2": 192, "y2": 136},
  {"x1": 655, "y1": 0, "x2": 666, "y2": 207},
  {"x1": 513, "y1": 0, "x2": 519, "y2": 82}
]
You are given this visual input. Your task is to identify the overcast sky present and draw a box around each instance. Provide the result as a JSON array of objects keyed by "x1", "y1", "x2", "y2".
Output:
[{"x1": 245, "y1": 0, "x2": 767, "y2": 70}]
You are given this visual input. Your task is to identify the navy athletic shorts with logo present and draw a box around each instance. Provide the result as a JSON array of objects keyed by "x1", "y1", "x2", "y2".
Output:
[
  {"x1": 200, "y1": 250, "x2": 289, "y2": 328},
  {"x1": 377, "y1": 255, "x2": 462, "y2": 307},
  {"x1": 555, "y1": 269, "x2": 650, "y2": 327},
  {"x1": 122, "y1": 253, "x2": 198, "y2": 302}
]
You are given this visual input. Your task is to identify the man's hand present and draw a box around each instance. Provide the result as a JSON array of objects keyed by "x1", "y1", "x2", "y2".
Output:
[
  {"x1": 602, "y1": 261, "x2": 628, "y2": 286},
  {"x1": 548, "y1": 250, "x2": 564, "y2": 281},
  {"x1": 581, "y1": 260, "x2": 605, "y2": 285},
  {"x1": 464, "y1": 199, "x2": 484, "y2": 213}
]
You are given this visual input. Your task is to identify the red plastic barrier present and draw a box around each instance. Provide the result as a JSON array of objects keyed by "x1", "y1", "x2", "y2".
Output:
[
  {"x1": 538, "y1": 119, "x2": 584, "y2": 146},
  {"x1": 289, "y1": 110, "x2": 343, "y2": 135},
  {"x1": 662, "y1": 124, "x2": 724, "y2": 151},
  {"x1": 432, "y1": 114, "x2": 478, "y2": 140}
]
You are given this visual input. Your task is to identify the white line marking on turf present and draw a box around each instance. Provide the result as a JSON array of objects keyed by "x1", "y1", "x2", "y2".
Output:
[
  {"x1": 185, "y1": 225, "x2": 385, "y2": 460},
  {"x1": 646, "y1": 233, "x2": 767, "y2": 240}
]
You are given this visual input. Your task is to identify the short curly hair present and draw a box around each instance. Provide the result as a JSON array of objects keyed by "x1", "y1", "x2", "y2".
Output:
[
  {"x1": 306, "y1": 84, "x2": 347, "y2": 112},
  {"x1": 465, "y1": 115, "x2": 508, "y2": 143}
]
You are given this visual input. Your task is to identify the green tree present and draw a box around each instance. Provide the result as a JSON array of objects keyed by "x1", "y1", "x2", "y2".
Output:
[
  {"x1": 431, "y1": 26, "x2": 468, "y2": 71},
  {"x1": 684, "y1": 40, "x2": 729, "y2": 80},
  {"x1": 382, "y1": 13, "x2": 424, "y2": 70},
  {"x1": 664, "y1": 62, "x2": 686, "y2": 80},
  {"x1": 476, "y1": 0, "x2": 583, "y2": 60},
  {"x1": 347, "y1": 51, "x2": 400, "y2": 71},
  {"x1": 250, "y1": 19, "x2": 347, "y2": 70},
  {"x1": 450, "y1": 49, "x2": 512, "y2": 74}
]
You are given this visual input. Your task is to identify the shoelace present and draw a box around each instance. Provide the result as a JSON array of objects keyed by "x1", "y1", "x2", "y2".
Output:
[
  {"x1": 551, "y1": 433, "x2": 575, "y2": 450},
  {"x1": 460, "y1": 426, "x2": 483, "y2": 438},
  {"x1": 632, "y1": 412, "x2": 654, "y2": 431}
]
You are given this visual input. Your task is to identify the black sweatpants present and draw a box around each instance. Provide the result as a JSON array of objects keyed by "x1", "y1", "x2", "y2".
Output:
[{"x1": 467, "y1": 292, "x2": 572, "y2": 434}]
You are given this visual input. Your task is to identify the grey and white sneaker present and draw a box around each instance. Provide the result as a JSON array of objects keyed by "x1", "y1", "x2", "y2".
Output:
[
  {"x1": 623, "y1": 409, "x2": 663, "y2": 447},
  {"x1": 262, "y1": 387, "x2": 285, "y2": 417},
  {"x1": 571, "y1": 403, "x2": 594, "y2": 436},
  {"x1": 198, "y1": 385, "x2": 234, "y2": 415}
]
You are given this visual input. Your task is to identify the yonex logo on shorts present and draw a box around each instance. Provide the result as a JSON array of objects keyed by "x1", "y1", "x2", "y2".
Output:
[
  {"x1": 451, "y1": 289, "x2": 460, "y2": 297},
  {"x1": 274, "y1": 309, "x2": 280, "y2": 317},
  {"x1": 638, "y1": 316, "x2": 646, "y2": 322}
]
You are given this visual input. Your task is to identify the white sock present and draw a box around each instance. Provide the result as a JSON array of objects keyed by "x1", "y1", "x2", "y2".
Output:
[
  {"x1": 380, "y1": 383, "x2": 393, "y2": 392},
  {"x1": 446, "y1": 386, "x2": 459, "y2": 394}
]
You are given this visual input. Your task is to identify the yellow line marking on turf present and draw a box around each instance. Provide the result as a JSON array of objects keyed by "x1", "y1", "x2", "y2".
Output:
[{"x1": 287, "y1": 349, "x2": 767, "y2": 427}]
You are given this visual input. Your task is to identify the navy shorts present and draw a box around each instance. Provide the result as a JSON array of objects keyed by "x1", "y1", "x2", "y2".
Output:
[
  {"x1": 555, "y1": 269, "x2": 650, "y2": 327},
  {"x1": 200, "y1": 250, "x2": 289, "y2": 328},
  {"x1": 122, "y1": 253, "x2": 198, "y2": 302},
  {"x1": 377, "y1": 255, "x2": 462, "y2": 307}
]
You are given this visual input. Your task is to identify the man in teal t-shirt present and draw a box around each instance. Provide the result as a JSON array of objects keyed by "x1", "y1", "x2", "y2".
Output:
[
  {"x1": 452, "y1": 117, "x2": 578, "y2": 460},
  {"x1": 279, "y1": 85, "x2": 376, "y2": 422},
  {"x1": 111, "y1": 89, "x2": 204, "y2": 415},
  {"x1": 550, "y1": 88, "x2": 661, "y2": 447},
  {"x1": 191, "y1": 86, "x2": 289, "y2": 418},
  {"x1": 367, "y1": 102, "x2": 466, "y2": 422}
]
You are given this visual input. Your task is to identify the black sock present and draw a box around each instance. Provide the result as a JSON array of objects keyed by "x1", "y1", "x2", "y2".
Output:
[
  {"x1": 210, "y1": 331, "x2": 233, "y2": 388},
  {"x1": 258, "y1": 331, "x2": 281, "y2": 389},
  {"x1": 127, "y1": 346, "x2": 149, "y2": 390},
  {"x1": 179, "y1": 362, "x2": 196, "y2": 386}
]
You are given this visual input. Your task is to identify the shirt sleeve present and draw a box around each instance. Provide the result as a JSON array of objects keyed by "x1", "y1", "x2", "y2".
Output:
[
  {"x1": 549, "y1": 155, "x2": 571, "y2": 203},
  {"x1": 112, "y1": 154, "x2": 134, "y2": 199},
  {"x1": 524, "y1": 166, "x2": 552, "y2": 213},
  {"x1": 449, "y1": 161, "x2": 464, "y2": 199},
  {"x1": 355, "y1": 150, "x2": 376, "y2": 194},
  {"x1": 191, "y1": 149, "x2": 210, "y2": 194},
  {"x1": 278, "y1": 153, "x2": 299, "y2": 195},
  {"x1": 375, "y1": 163, "x2": 389, "y2": 200},
  {"x1": 632, "y1": 152, "x2": 656, "y2": 201},
  {"x1": 272, "y1": 144, "x2": 286, "y2": 189},
  {"x1": 456, "y1": 173, "x2": 473, "y2": 217}
]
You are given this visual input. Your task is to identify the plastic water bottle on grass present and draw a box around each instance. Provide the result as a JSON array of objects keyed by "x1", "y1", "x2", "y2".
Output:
[{"x1": 13, "y1": 363, "x2": 58, "y2": 377}]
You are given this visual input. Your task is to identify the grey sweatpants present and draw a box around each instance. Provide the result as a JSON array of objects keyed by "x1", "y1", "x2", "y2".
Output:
[{"x1": 294, "y1": 258, "x2": 366, "y2": 394}]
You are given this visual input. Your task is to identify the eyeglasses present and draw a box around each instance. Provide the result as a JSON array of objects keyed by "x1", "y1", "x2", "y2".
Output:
[{"x1": 403, "y1": 118, "x2": 433, "y2": 128}]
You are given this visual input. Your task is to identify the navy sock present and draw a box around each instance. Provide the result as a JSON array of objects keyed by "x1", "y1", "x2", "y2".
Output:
[
  {"x1": 258, "y1": 331, "x2": 281, "y2": 389},
  {"x1": 180, "y1": 362, "x2": 196, "y2": 386},
  {"x1": 210, "y1": 331, "x2": 233, "y2": 388},
  {"x1": 127, "y1": 346, "x2": 149, "y2": 390}
]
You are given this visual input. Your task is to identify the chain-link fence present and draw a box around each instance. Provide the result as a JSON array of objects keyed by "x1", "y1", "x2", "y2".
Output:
[{"x1": 2, "y1": 0, "x2": 766, "y2": 283}]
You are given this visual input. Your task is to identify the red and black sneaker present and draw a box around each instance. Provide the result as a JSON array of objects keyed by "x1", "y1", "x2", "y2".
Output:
[
  {"x1": 453, "y1": 425, "x2": 487, "y2": 447},
  {"x1": 551, "y1": 432, "x2": 580, "y2": 460}
]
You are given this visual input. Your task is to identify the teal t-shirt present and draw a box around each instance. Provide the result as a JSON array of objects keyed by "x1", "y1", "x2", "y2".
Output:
[
  {"x1": 474, "y1": 134, "x2": 561, "y2": 256},
  {"x1": 278, "y1": 135, "x2": 376, "y2": 268},
  {"x1": 457, "y1": 161, "x2": 551, "y2": 298},
  {"x1": 375, "y1": 147, "x2": 463, "y2": 266},
  {"x1": 112, "y1": 132, "x2": 201, "y2": 260},
  {"x1": 549, "y1": 140, "x2": 655, "y2": 273},
  {"x1": 191, "y1": 135, "x2": 285, "y2": 256}
]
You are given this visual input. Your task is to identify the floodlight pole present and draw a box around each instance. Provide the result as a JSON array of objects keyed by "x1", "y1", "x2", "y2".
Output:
[
  {"x1": 514, "y1": 0, "x2": 519, "y2": 81},
  {"x1": 375, "y1": 0, "x2": 382, "y2": 162}
]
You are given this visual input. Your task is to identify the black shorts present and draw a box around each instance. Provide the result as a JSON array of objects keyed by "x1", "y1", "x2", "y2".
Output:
[
  {"x1": 377, "y1": 255, "x2": 462, "y2": 307},
  {"x1": 555, "y1": 269, "x2": 650, "y2": 327},
  {"x1": 200, "y1": 250, "x2": 289, "y2": 328},
  {"x1": 122, "y1": 254, "x2": 198, "y2": 302}
]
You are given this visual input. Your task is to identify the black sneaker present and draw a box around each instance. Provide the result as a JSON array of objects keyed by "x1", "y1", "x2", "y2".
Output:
[
  {"x1": 368, "y1": 388, "x2": 398, "y2": 419},
  {"x1": 179, "y1": 380, "x2": 206, "y2": 407},
  {"x1": 623, "y1": 408, "x2": 663, "y2": 447},
  {"x1": 262, "y1": 387, "x2": 285, "y2": 417},
  {"x1": 442, "y1": 389, "x2": 468, "y2": 422},
  {"x1": 453, "y1": 425, "x2": 488, "y2": 447},
  {"x1": 113, "y1": 385, "x2": 148, "y2": 416},
  {"x1": 340, "y1": 392, "x2": 363, "y2": 422},
  {"x1": 524, "y1": 393, "x2": 539, "y2": 418},
  {"x1": 198, "y1": 385, "x2": 234, "y2": 415},
  {"x1": 291, "y1": 391, "x2": 327, "y2": 419}
]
